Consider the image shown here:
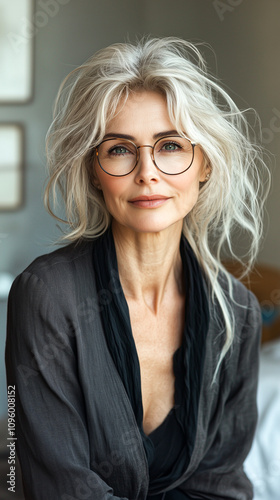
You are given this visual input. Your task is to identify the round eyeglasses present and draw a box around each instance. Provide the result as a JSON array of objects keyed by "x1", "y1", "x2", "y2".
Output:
[{"x1": 94, "y1": 135, "x2": 196, "y2": 177}]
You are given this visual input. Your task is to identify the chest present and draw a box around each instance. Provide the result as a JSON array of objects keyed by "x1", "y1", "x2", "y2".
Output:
[{"x1": 127, "y1": 298, "x2": 185, "y2": 434}]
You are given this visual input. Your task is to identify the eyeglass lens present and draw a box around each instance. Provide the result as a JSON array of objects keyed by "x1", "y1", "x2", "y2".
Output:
[{"x1": 96, "y1": 136, "x2": 194, "y2": 176}]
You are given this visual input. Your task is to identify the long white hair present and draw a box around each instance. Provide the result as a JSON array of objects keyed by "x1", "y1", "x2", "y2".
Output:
[{"x1": 45, "y1": 37, "x2": 270, "y2": 377}]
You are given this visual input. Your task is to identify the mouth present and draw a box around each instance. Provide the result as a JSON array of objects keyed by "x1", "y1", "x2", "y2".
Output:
[{"x1": 128, "y1": 195, "x2": 170, "y2": 208}]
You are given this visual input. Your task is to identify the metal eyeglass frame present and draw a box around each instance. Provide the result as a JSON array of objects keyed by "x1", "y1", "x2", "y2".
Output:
[{"x1": 94, "y1": 135, "x2": 196, "y2": 177}]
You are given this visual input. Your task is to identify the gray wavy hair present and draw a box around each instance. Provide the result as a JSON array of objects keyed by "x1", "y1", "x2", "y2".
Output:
[{"x1": 45, "y1": 37, "x2": 269, "y2": 377}]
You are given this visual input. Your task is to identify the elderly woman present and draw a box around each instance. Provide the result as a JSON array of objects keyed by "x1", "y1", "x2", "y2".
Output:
[{"x1": 6, "y1": 38, "x2": 268, "y2": 499}]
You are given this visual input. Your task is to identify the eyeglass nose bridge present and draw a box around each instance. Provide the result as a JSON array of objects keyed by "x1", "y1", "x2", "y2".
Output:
[{"x1": 135, "y1": 144, "x2": 157, "y2": 168}]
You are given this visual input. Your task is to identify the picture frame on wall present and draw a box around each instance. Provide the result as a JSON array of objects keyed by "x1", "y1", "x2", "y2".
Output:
[
  {"x1": 0, "y1": 0, "x2": 34, "y2": 103},
  {"x1": 0, "y1": 124, "x2": 24, "y2": 210}
]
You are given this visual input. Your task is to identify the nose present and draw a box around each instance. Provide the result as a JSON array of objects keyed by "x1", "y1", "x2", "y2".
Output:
[{"x1": 134, "y1": 145, "x2": 159, "y2": 184}]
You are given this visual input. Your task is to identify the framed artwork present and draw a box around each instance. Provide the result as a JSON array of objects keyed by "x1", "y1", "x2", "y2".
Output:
[
  {"x1": 0, "y1": 0, "x2": 34, "y2": 103},
  {"x1": 0, "y1": 124, "x2": 24, "y2": 210}
]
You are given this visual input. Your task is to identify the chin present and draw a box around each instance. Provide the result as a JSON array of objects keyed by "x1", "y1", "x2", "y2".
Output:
[{"x1": 124, "y1": 216, "x2": 183, "y2": 235}]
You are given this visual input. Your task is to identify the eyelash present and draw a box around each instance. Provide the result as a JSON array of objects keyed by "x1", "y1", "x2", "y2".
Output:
[
  {"x1": 108, "y1": 146, "x2": 134, "y2": 156},
  {"x1": 159, "y1": 141, "x2": 181, "y2": 151}
]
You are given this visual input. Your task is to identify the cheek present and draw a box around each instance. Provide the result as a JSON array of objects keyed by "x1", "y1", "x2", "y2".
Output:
[
  {"x1": 97, "y1": 173, "x2": 128, "y2": 209},
  {"x1": 94, "y1": 163, "x2": 115, "y2": 194},
  {"x1": 176, "y1": 176, "x2": 201, "y2": 214},
  {"x1": 176, "y1": 171, "x2": 200, "y2": 195}
]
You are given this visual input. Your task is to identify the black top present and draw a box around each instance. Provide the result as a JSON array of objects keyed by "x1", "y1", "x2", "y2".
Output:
[
  {"x1": 147, "y1": 408, "x2": 192, "y2": 499},
  {"x1": 147, "y1": 406, "x2": 195, "y2": 499},
  {"x1": 92, "y1": 227, "x2": 210, "y2": 495},
  {"x1": 148, "y1": 407, "x2": 184, "y2": 480}
]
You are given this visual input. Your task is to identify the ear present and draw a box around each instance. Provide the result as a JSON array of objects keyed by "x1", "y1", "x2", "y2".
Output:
[{"x1": 199, "y1": 162, "x2": 211, "y2": 183}]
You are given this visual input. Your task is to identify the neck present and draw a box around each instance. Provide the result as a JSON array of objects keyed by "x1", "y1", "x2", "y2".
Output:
[{"x1": 112, "y1": 221, "x2": 184, "y2": 314}]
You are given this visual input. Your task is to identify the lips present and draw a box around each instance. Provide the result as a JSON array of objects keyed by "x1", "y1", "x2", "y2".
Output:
[{"x1": 128, "y1": 194, "x2": 170, "y2": 208}]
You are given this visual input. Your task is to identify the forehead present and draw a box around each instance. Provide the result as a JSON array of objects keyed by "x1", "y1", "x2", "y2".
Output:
[{"x1": 105, "y1": 90, "x2": 175, "y2": 137}]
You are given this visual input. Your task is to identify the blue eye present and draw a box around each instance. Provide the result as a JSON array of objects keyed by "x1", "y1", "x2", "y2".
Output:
[
  {"x1": 107, "y1": 142, "x2": 136, "y2": 156},
  {"x1": 161, "y1": 142, "x2": 181, "y2": 152},
  {"x1": 110, "y1": 146, "x2": 130, "y2": 155}
]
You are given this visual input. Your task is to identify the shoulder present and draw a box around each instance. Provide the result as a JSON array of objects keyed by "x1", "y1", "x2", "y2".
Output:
[
  {"x1": 23, "y1": 239, "x2": 93, "y2": 278},
  {"x1": 9, "y1": 239, "x2": 96, "y2": 309},
  {"x1": 218, "y1": 269, "x2": 261, "y2": 324}
]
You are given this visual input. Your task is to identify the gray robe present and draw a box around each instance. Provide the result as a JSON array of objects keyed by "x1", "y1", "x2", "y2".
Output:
[{"x1": 5, "y1": 240, "x2": 262, "y2": 499}]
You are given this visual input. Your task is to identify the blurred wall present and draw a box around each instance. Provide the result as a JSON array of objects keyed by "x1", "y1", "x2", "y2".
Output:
[{"x1": 0, "y1": 0, "x2": 279, "y2": 416}]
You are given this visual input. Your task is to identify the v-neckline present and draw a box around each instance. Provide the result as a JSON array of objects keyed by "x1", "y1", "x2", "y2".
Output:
[{"x1": 91, "y1": 227, "x2": 210, "y2": 476}]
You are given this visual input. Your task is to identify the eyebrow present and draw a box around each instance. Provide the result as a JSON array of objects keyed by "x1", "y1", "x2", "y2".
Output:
[{"x1": 102, "y1": 130, "x2": 179, "y2": 141}]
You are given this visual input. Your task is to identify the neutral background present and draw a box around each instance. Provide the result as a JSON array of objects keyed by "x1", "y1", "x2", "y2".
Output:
[{"x1": 0, "y1": 0, "x2": 279, "y2": 417}]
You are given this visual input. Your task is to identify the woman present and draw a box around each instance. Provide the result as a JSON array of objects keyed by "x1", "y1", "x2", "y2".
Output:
[{"x1": 6, "y1": 37, "x2": 269, "y2": 499}]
